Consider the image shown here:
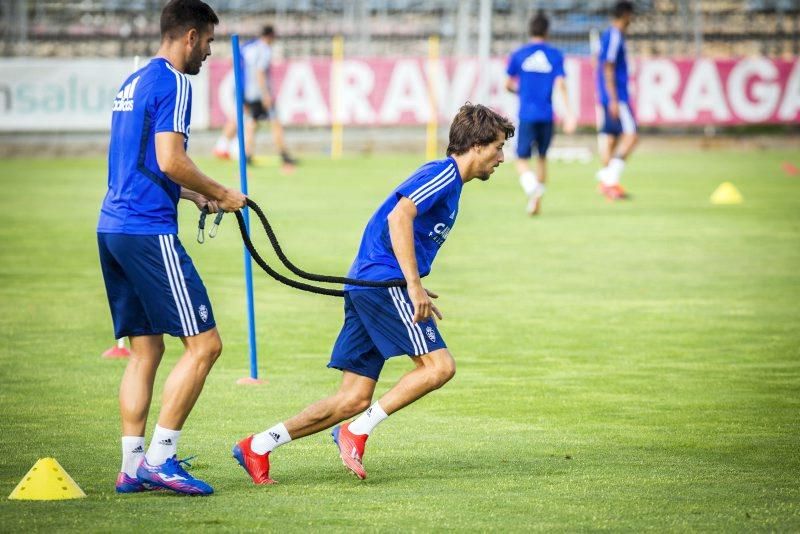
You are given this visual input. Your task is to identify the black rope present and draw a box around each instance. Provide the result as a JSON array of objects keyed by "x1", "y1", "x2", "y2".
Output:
[{"x1": 231, "y1": 198, "x2": 406, "y2": 297}]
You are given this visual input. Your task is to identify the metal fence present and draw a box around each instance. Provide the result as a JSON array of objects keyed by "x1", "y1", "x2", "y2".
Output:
[{"x1": 1, "y1": 0, "x2": 799, "y2": 59}]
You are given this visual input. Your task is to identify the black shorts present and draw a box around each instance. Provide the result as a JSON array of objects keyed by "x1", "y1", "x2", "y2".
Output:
[{"x1": 245, "y1": 99, "x2": 276, "y2": 121}]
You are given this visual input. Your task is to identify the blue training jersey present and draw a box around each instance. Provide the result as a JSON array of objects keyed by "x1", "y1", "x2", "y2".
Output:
[
  {"x1": 97, "y1": 57, "x2": 192, "y2": 235},
  {"x1": 506, "y1": 41, "x2": 565, "y2": 122},
  {"x1": 345, "y1": 157, "x2": 463, "y2": 290},
  {"x1": 596, "y1": 26, "x2": 629, "y2": 105}
]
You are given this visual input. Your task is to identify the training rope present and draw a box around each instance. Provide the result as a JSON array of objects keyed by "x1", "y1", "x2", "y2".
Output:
[{"x1": 201, "y1": 198, "x2": 406, "y2": 297}]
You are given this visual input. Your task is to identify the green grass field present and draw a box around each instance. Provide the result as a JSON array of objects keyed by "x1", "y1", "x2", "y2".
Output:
[{"x1": 1, "y1": 147, "x2": 799, "y2": 531}]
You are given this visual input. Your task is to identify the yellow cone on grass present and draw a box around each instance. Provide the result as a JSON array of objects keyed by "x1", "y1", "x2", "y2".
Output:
[
  {"x1": 710, "y1": 182, "x2": 743, "y2": 205},
  {"x1": 8, "y1": 458, "x2": 86, "y2": 500}
]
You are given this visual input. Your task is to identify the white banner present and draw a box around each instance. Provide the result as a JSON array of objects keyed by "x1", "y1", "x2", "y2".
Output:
[{"x1": 0, "y1": 58, "x2": 210, "y2": 132}]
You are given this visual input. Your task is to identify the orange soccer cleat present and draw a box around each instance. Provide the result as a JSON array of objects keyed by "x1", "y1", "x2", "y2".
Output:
[
  {"x1": 331, "y1": 423, "x2": 368, "y2": 480},
  {"x1": 232, "y1": 435, "x2": 277, "y2": 485}
]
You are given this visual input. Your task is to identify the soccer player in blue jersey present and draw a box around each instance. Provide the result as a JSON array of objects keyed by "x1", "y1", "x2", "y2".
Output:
[
  {"x1": 232, "y1": 104, "x2": 514, "y2": 484},
  {"x1": 595, "y1": 1, "x2": 637, "y2": 201},
  {"x1": 97, "y1": 0, "x2": 246, "y2": 496},
  {"x1": 506, "y1": 11, "x2": 576, "y2": 216},
  {"x1": 213, "y1": 25, "x2": 298, "y2": 168}
]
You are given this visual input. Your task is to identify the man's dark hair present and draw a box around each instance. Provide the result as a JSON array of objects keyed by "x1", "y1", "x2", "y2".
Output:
[
  {"x1": 613, "y1": 1, "x2": 635, "y2": 18},
  {"x1": 529, "y1": 11, "x2": 549, "y2": 38},
  {"x1": 160, "y1": 0, "x2": 219, "y2": 41},
  {"x1": 446, "y1": 103, "x2": 515, "y2": 157},
  {"x1": 262, "y1": 25, "x2": 275, "y2": 37}
]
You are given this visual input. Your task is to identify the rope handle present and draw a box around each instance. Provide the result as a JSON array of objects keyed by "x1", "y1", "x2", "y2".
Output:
[
  {"x1": 198, "y1": 206, "x2": 225, "y2": 243},
  {"x1": 198, "y1": 197, "x2": 407, "y2": 297}
]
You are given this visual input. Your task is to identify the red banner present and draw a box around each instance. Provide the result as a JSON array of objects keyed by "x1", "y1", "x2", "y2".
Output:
[{"x1": 209, "y1": 56, "x2": 800, "y2": 127}]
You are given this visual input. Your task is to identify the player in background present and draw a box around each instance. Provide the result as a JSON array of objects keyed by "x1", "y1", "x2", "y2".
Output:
[
  {"x1": 595, "y1": 1, "x2": 637, "y2": 200},
  {"x1": 98, "y1": 0, "x2": 246, "y2": 495},
  {"x1": 232, "y1": 104, "x2": 514, "y2": 484},
  {"x1": 506, "y1": 11, "x2": 576, "y2": 216},
  {"x1": 214, "y1": 25, "x2": 298, "y2": 169}
]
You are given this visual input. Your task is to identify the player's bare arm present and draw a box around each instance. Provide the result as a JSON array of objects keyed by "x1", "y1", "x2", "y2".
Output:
[
  {"x1": 155, "y1": 131, "x2": 246, "y2": 212},
  {"x1": 505, "y1": 77, "x2": 518, "y2": 94},
  {"x1": 555, "y1": 77, "x2": 577, "y2": 134},
  {"x1": 257, "y1": 70, "x2": 272, "y2": 108},
  {"x1": 387, "y1": 197, "x2": 442, "y2": 323},
  {"x1": 180, "y1": 188, "x2": 219, "y2": 213}
]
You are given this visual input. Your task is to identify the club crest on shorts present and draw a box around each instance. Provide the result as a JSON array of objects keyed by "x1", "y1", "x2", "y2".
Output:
[
  {"x1": 425, "y1": 326, "x2": 436, "y2": 342},
  {"x1": 198, "y1": 304, "x2": 209, "y2": 323}
]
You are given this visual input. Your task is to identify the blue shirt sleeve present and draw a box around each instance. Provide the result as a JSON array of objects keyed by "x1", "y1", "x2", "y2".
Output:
[
  {"x1": 554, "y1": 50, "x2": 565, "y2": 78},
  {"x1": 153, "y1": 69, "x2": 192, "y2": 137},
  {"x1": 506, "y1": 51, "x2": 519, "y2": 77},
  {"x1": 396, "y1": 162, "x2": 459, "y2": 216}
]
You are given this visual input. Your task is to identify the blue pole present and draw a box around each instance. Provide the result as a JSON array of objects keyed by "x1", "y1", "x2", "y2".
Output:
[{"x1": 231, "y1": 34, "x2": 259, "y2": 381}]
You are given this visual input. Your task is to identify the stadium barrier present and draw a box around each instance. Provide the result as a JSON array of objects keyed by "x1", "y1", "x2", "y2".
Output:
[{"x1": 1, "y1": 56, "x2": 798, "y2": 132}]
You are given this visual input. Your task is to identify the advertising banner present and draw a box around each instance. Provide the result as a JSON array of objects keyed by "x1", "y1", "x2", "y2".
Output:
[
  {"x1": 209, "y1": 56, "x2": 800, "y2": 128},
  {"x1": 1, "y1": 56, "x2": 796, "y2": 131},
  {"x1": 0, "y1": 58, "x2": 210, "y2": 131}
]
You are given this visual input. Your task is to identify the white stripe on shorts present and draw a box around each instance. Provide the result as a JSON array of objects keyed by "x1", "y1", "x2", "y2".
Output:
[
  {"x1": 167, "y1": 234, "x2": 199, "y2": 335},
  {"x1": 388, "y1": 288, "x2": 422, "y2": 355},
  {"x1": 619, "y1": 102, "x2": 636, "y2": 134},
  {"x1": 158, "y1": 234, "x2": 190, "y2": 336},
  {"x1": 390, "y1": 287, "x2": 429, "y2": 355}
]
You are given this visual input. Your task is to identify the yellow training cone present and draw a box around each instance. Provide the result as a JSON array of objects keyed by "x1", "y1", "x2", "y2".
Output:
[
  {"x1": 8, "y1": 458, "x2": 86, "y2": 500},
  {"x1": 710, "y1": 182, "x2": 743, "y2": 205}
]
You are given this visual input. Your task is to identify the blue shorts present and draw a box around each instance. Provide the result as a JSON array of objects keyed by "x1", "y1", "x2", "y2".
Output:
[
  {"x1": 598, "y1": 101, "x2": 637, "y2": 136},
  {"x1": 516, "y1": 120, "x2": 554, "y2": 158},
  {"x1": 98, "y1": 233, "x2": 216, "y2": 339},
  {"x1": 328, "y1": 288, "x2": 447, "y2": 381}
]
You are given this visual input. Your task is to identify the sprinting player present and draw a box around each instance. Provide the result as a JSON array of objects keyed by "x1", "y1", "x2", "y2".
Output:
[
  {"x1": 232, "y1": 104, "x2": 514, "y2": 483},
  {"x1": 595, "y1": 0, "x2": 637, "y2": 200},
  {"x1": 213, "y1": 25, "x2": 298, "y2": 168},
  {"x1": 97, "y1": 0, "x2": 246, "y2": 495},
  {"x1": 506, "y1": 11, "x2": 576, "y2": 216}
]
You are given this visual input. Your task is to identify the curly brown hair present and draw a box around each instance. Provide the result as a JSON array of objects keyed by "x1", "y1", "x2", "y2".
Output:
[{"x1": 446, "y1": 103, "x2": 515, "y2": 157}]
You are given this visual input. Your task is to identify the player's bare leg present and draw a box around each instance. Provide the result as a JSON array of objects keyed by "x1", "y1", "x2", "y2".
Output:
[
  {"x1": 244, "y1": 118, "x2": 259, "y2": 162},
  {"x1": 517, "y1": 158, "x2": 546, "y2": 215},
  {"x1": 135, "y1": 328, "x2": 222, "y2": 493},
  {"x1": 116, "y1": 334, "x2": 164, "y2": 492},
  {"x1": 377, "y1": 349, "x2": 456, "y2": 414},
  {"x1": 282, "y1": 372, "x2": 377, "y2": 438},
  {"x1": 214, "y1": 119, "x2": 237, "y2": 159},
  {"x1": 233, "y1": 372, "x2": 376, "y2": 484},
  {"x1": 270, "y1": 120, "x2": 298, "y2": 168},
  {"x1": 329, "y1": 349, "x2": 456, "y2": 479},
  {"x1": 156, "y1": 328, "x2": 223, "y2": 431},
  {"x1": 120, "y1": 335, "x2": 165, "y2": 436}
]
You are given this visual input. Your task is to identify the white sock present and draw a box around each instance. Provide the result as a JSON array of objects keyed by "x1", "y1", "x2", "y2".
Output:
[
  {"x1": 608, "y1": 157, "x2": 626, "y2": 182},
  {"x1": 145, "y1": 425, "x2": 181, "y2": 466},
  {"x1": 120, "y1": 436, "x2": 145, "y2": 477},
  {"x1": 533, "y1": 183, "x2": 546, "y2": 198},
  {"x1": 215, "y1": 136, "x2": 229, "y2": 151},
  {"x1": 251, "y1": 423, "x2": 292, "y2": 455},
  {"x1": 518, "y1": 171, "x2": 538, "y2": 197},
  {"x1": 598, "y1": 166, "x2": 619, "y2": 186},
  {"x1": 348, "y1": 402, "x2": 389, "y2": 436}
]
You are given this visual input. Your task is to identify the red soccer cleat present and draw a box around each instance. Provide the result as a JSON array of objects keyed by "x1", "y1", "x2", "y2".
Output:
[
  {"x1": 331, "y1": 423, "x2": 368, "y2": 480},
  {"x1": 597, "y1": 183, "x2": 629, "y2": 201},
  {"x1": 213, "y1": 147, "x2": 230, "y2": 160},
  {"x1": 232, "y1": 435, "x2": 276, "y2": 485}
]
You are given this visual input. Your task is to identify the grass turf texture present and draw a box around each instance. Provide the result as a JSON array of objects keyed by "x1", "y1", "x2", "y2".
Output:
[{"x1": 0, "y1": 149, "x2": 798, "y2": 531}]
